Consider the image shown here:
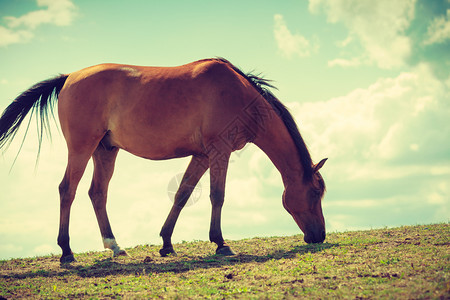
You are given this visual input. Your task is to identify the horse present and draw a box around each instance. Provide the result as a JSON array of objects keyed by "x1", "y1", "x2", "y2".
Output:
[{"x1": 0, "y1": 58, "x2": 327, "y2": 263}]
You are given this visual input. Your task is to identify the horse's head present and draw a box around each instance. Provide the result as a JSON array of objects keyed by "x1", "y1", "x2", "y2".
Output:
[{"x1": 283, "y1": 158, "x2": 327, "y2": 244}]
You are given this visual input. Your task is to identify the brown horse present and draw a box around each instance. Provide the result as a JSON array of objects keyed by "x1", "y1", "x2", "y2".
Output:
[{"x1": 0, "y1": 58, "x2": 327, "y2": 263}]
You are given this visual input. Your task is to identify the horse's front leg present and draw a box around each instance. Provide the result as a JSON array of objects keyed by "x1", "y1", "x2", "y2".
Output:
[
  {"x1": 208, "y1": 151, "x2": 235, "y2": 256},
  {"x1": 159, "y1": 155, "x2": 209, "y2": 257}
]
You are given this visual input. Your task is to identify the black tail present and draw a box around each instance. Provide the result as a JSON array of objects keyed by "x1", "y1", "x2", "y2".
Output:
[{"x1": 0, "y1": 74, "x2": 68, "y2": 153}]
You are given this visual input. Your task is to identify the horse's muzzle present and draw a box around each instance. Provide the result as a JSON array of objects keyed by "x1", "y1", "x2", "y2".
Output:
[{"x1": 304, "y1": 230, "x2": 326, "y2": 244}]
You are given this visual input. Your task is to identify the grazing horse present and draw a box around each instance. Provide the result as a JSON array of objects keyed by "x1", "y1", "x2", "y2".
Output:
[{"x1": 0, "y1": 58, "x2": 327, "y2": 263}]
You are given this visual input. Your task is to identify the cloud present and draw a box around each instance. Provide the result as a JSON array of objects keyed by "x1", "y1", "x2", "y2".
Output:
[
  {"x1": 273, "y1": 14, "x2": 318, "y2": 58},
  {"x1": 327, "y1": 57, "x2": 363, "y2": 68},
  {"x1": 0, "y1": 26, "x2": 34, "y2": 47},
  {"x1": 405, "y1": 0, "x2": 450, "y2": 79},
  {"x1": 424, "y1": 9, "x2": 450, "y2": 45},
  {"x1": 295, "y1": 63, "x2": 449, "y2": 166},
  {"x1": 0, "y1": 0, "x2": 77, "y2": 47},
  {"x1": 309, "y1": 0, "x2": 416, "y2": 69}
]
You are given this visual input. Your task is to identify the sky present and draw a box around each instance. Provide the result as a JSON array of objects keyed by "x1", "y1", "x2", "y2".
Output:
[{"x1": 0, "y1": 0, "x2": 449, "y2": 260}]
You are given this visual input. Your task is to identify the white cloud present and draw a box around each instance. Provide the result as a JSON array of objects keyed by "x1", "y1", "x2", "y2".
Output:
[
  {"x1": 273, "y1": 14, "x2": 318, "y2": 58},
  {"x1": 32, "y1": 244, "x2": 58, "y2": 256},
  {"x1": 5, "y1": 0, "x2": 77, "y2": 29},
  {"x1": 424, "y1": 9, "x2": 450, "y2": 45},
  {"x1": 0, "y1": 243, "x2": 23, "y2": 256},
  {"x1": 327, "y1": 57, "x2": 363, "y2": 68},
  {"x1": 335, "y1": 36, "x2": 353, "y2": 47},
  {"x1": 0, "y1": 26, "x2": 33, "y2": 47},
  {"x1": 294, "y1": 63, "x2": 449, "y2": 168},
  {"x1": 0, "y1": 0, "x2": 77, "y2": 47},
  {"x1": 309, "y1": 0, "x2": 416, "y2": 69}
]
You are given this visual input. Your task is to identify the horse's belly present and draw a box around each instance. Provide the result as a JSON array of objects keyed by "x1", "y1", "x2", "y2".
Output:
[{"x1": 107, "y1": 128, "x2": 203, "y2": 160}]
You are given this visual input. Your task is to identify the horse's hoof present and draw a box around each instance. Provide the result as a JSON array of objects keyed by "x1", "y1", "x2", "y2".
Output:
[
  {"x1": 114, "y1": 249, "x2": 129, "y2": 257},
  {"x1": 159, "y1": 247, "x2": 177, "y2": 257},
  {"x1": 60, "y1": 254, "x2": 75, "y2": 264},
  {"x1": 216, "y1": 246, "x2": 236, "y2": 256}
]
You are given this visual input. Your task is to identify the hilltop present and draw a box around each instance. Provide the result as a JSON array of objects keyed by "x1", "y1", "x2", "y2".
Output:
[{"x1": 1, "y1": 223, "x2": 449, "y2": 299}]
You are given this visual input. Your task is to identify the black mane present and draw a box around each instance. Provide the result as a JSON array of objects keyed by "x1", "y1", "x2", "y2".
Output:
[{"x1": 216, "y1": 58, "x2": 314, "y2": 180}]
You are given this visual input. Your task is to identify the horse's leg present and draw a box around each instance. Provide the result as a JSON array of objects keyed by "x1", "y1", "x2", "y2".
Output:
[
  {"x1": 88, "y1": 145, "x2": 127, "y2": 257},
  {"x1": 58, "y1": 152, "x2": 92, "y2": 263},
  {"x1": 208, "y1": 151, "x2": 235, "y2": 256},
  {"x1": 159, "y1": 155, "x2": 209, "y2": 257}
]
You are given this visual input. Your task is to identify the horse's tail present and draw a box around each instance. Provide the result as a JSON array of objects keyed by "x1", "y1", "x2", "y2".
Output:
[{"x1": 0, "y1": 74, "x2": 69, "y2": 153}]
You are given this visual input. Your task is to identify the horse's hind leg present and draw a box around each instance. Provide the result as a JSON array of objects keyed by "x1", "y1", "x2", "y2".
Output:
[
  {"x1": 88, "y1": 144, "x2": 128, "y2": 257},
  {"x1": 159, "y1": 155, "x2": 209, "y2": 257},
  {"x1": 58, "y1": 151, "x2": 93, "y2": 263}
]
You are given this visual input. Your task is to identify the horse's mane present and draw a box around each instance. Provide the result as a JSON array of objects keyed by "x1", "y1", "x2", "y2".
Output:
[{"x1": 214, "y1": 58, "x2": 314, "y2": 180}]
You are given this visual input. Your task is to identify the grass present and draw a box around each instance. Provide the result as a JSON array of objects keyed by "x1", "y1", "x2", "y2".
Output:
[{"x1": 1, "y1": 223, "x2": 449, "y2": 299}]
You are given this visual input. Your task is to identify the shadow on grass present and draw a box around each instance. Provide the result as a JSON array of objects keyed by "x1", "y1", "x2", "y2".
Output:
[{"x1": 2, "y1": 242, "x2": 338, "y2": 279}]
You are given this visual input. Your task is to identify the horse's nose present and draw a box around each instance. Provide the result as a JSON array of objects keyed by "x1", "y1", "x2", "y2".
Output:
[{"x1": 304, "y1": 230, "x2": 326, "y2": 244}]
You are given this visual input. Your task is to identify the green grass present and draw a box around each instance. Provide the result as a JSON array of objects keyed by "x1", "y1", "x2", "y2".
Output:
[{"x1": 1, "y1": 223, "x2": 449, "y2": 299}]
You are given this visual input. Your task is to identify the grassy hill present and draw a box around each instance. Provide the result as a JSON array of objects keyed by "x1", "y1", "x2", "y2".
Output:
[{"x1": 1, "y1": 223, "x2": 449, "y2": 299}]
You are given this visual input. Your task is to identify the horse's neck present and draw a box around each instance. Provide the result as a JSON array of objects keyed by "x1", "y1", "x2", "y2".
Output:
[{"x1": 253, "y1": 116, "x2": 306, "y2": 187}]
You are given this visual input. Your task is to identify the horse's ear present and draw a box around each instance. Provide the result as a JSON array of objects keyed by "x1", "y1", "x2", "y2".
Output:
[{"x1": 313, "y1": 158, "x2": 327, "y2": 173}]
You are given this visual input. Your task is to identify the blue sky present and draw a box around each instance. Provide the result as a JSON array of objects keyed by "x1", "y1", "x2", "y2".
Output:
[{"x1": 0, "y1": 0, "x2": 449, "y2": 260}]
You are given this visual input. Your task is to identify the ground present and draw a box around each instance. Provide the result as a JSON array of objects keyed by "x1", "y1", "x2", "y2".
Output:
[{"x1": 1, "y1": 223, "x2": 449, "y2": 299}]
